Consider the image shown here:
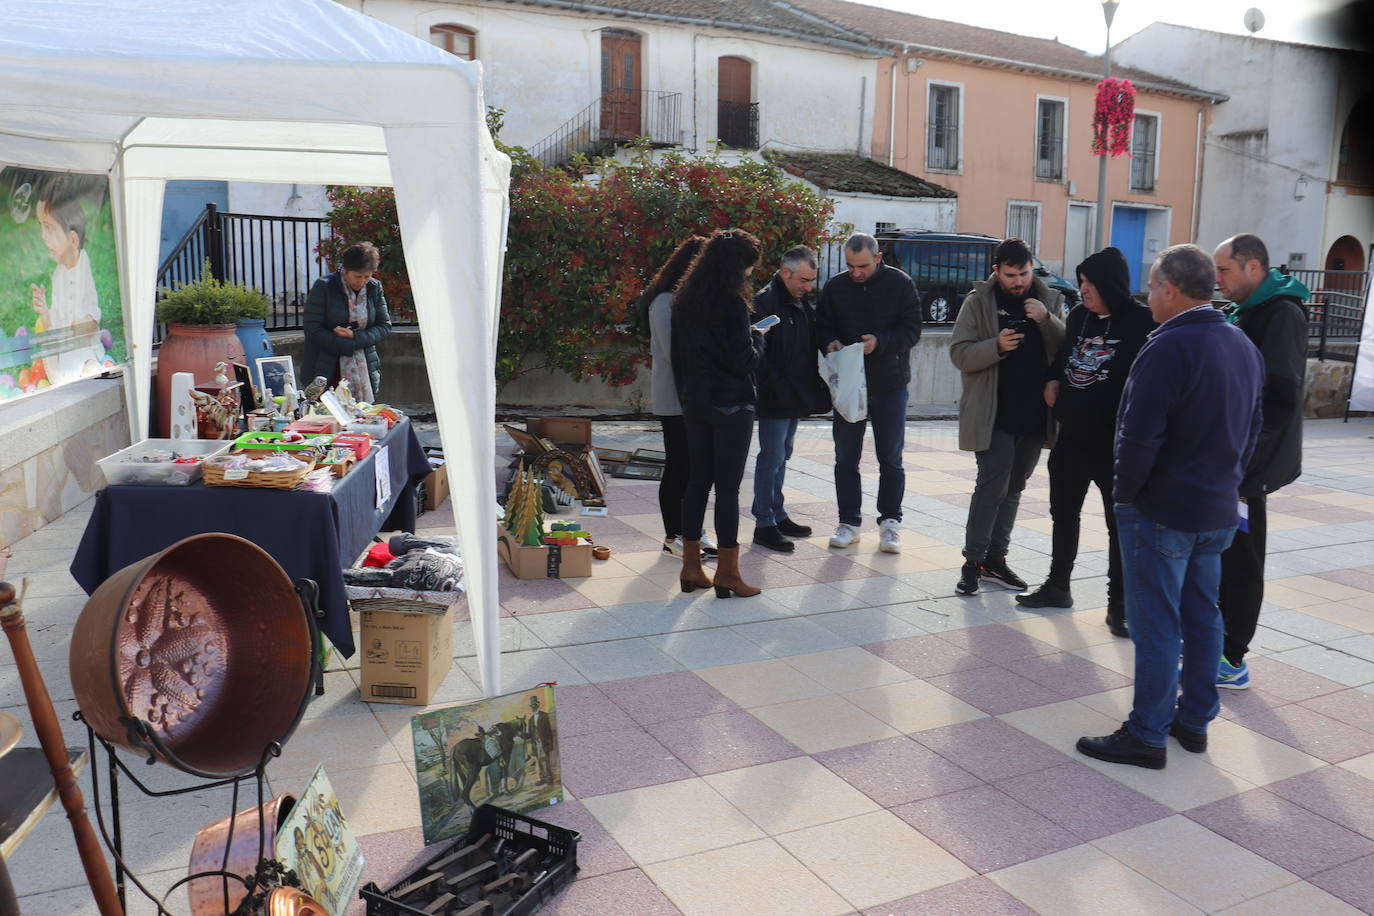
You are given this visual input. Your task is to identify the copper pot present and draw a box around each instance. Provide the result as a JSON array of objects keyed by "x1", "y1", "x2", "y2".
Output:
[
  {"x1": 265, "y1": 886, "x2": 329, "y2": 915},
  {"x1": 187, "y1": 793, "x2": 296, "y2": 916},
  {"x1": 69, "y1": 533, "x2": 315, "y2": 778}
]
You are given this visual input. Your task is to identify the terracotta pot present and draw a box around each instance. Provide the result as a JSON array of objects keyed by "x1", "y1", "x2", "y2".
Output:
[
  {"x1": 186, "y1": 793, "x2": 296, "y2": 915},
  {"x1": 155, "y1": 323, "x2": 243, "y2": 437},
  {"x1": 68, "y1": 533, "x2": 315, "y2": 778}
]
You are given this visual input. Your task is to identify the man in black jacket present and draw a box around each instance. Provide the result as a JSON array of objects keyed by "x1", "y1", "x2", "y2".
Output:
[
  {"x1": 816, "y1": 233, "x2": 923, "y2": 553},
  {"x1": 1016, "y1": 247, "x2": 1155, "y2": 638},
  {"x1": 752, "y1": 246, "x2": 831, "y2": 552},
  {"x1": 1211, "y1": 233, "x2": 1310, "y2": 690}
]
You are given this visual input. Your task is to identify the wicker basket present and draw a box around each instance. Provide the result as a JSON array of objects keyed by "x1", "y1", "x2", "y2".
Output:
[
  {"x1": 204, "y1": 459, "x2": 316, "y2": 490},
  {"x1": 349, "y1": 596, "x2": 452, "y2": 615}
]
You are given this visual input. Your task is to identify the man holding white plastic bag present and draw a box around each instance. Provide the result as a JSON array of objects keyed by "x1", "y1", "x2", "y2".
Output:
[{"x1": 816, "y1": 233, "x2": 923, "y2": 553}]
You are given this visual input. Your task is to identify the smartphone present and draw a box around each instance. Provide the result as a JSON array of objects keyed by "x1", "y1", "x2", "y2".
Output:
[
  {"x1": 752, "y1": 314, "x2": 781, "y2": 331},
  {"x1": 1004, "y1": 319, "x2": 1030, "y2": 333},
  {"x1": 347, "y1": 320, "x2": 360, "y2": 330}
]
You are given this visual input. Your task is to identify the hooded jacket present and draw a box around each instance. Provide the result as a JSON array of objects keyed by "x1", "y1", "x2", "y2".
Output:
[{"x1": 753, "y1": 273, "x2": 832, "y2": 419}]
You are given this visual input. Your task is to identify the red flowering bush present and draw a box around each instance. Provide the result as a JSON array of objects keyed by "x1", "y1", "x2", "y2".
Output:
[
  {"x1": 1092, "y1": 78, "x2": 1136, "y2": 158},
  {"x1": 318, "y1": 186, "x2": 414, "y2": 321}
]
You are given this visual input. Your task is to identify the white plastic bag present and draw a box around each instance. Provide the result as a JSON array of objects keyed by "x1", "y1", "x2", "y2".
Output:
[{"x1": 818, "y1": 343, "x2": 868, "y2": 422}]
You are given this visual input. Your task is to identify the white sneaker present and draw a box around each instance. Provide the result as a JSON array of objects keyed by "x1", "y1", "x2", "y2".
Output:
[
  {"x1": 829, "y1": 523, "x2": 861, "y2": 548},
  {"x1": 662, "y1": 536, "x2": 684, "y2": 557},
  {"x1": 879, "y1": 519, "x2": 903, "y2": 554},
  {"x1": 698, "y1": 531, "x2": 719, "y2": 558}
]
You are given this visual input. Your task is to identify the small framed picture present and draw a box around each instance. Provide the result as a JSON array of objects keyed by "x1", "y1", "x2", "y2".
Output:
[
  {"x1": 616, "y1": 461, "x2": 665, "y2": 480},
  {"x1": 231, "y1": 362, "x2": 255, "y2": 425},
  {"x1": 632, "y1": 447, "x2": 667, "y2": 464},
  {"x1": 257, "y1": 355, "x2": 296, "y2": 399},
  {"x1": 594, "y1": 447, "x2": 633, "y2": 465}
]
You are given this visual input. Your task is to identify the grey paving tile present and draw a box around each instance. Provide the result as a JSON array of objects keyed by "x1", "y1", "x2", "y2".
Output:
[
  {"x1": 556, "y1": 638, "x2": 684, "y2": 683},
  {"x1": 644, "y1": 628, "x2": 772, "y2": 668},
  {"x1": 809, "y1": 607, "x2": 931, "y2": 643},
  {"x1": 1269, "y1": 645, "x2": 1374, "y2": 688},
  {"x1": 518, "y1": 606, "x2": 640, "y2": 647},
  {"x1": 730, "y1": 616, "x2": 854, "y2": 657}
]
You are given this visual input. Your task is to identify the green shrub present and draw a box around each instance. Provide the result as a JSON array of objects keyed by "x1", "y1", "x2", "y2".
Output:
[{"x1": 157, "y1": 262, "x2": 270, "y2": 325}]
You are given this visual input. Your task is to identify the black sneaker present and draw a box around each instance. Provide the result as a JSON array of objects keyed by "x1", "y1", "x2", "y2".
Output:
[
  {"x1": 1015, "y1": 583, "x2": 1073, "y2": 608},
  {"x1": 955, "y1": 562, "x2": 980, "y2": 595},
  {"x1": 776, "y1": 517, "x2": 813, "y2": 538},
  {"x1": 752, "y1": 525, "x2": 796, "y2": 553},
  {"x1": 1105, "y1": 603, "x2": 1130, "y2": 639},
  {"x1": 1076, "y1": 726, "x2": 1166, "y2": 769},
  {"x1": 1170, "y1": 719, "x2": 1207, "y2": 753},
  {"x1": 979, "y1": 557, "x2": 1028, "y2": 591}
]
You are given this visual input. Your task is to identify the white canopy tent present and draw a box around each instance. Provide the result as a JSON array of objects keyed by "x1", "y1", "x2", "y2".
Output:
[{"x1": 0, "y1": 0, "x2": 510, "y2": 695}]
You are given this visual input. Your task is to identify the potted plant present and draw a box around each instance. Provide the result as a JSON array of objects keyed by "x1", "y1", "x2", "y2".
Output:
[{"x1": 154, "y1": 263, "x2": 270, "y2": 436}]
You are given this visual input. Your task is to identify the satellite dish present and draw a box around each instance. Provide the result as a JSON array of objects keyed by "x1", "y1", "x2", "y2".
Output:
[{"x1": 1244, "y1": 8, "x2": 1265, "y2": 34}]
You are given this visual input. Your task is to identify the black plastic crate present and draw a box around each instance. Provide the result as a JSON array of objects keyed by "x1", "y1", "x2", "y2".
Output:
[{"x1": 360, "y1": 805, "x2": 580, "y2": 915}]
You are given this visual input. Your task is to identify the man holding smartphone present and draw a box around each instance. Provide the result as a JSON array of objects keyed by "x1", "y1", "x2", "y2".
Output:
[{"x1": 950, "y1": 238, "x2": 1065, "y2": 595}]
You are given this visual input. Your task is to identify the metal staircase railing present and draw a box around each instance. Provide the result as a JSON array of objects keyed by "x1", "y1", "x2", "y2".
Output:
[{"x1": 530, "y1": 89, "x2": 682, "y2": 168}]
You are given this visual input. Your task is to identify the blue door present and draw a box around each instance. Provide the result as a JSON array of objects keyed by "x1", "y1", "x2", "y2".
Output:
[
  {"x1": 1110, "y1": 207, "x2": 1148, "y2": 292},
  {"x1": 159, "y1": 180, "x2": 228, "y2": 267}
]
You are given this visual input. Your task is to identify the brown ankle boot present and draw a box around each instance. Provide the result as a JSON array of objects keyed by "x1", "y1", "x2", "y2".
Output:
[
  {"x1": 712, "y1": 546, "x2": 761, "y2": 598},
  {"x1": 680, "y1": 540, "x2": 713, "y2": 593}
]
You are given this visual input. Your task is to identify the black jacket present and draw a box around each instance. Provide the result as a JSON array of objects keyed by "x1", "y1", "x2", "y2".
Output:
[
  {"x1": 670, "y1": 294, "x2": 764, "y2": 419},
  {"x1": 1051, "y1": 300, "x2": 1156, "y2": 451},
  {"x1": 302, "y1": 273, "x2": 392, "y2": 393},
  {"x1": 815, "y1": 262, "x2": 922, "y2": 395},
  {"x1": 753, "y1": 274, "x2": 832, "y2": 419},
  {"x1": 1234, "y1": 294, "x2": 1307, "y2": 497}
]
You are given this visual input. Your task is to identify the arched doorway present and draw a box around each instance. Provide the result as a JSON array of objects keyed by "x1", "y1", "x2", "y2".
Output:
[
  {"x1": 717, "y1": 56, "x2": 757, "y2": 149},
  {"x1": 1325, "y1": 234, "x2": 1365, "y2": 295}
]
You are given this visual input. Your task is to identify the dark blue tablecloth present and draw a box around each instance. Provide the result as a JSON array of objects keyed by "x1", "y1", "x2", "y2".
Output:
[{"x1": 70, "y1": 418, "x2": 432, "y2": 658}]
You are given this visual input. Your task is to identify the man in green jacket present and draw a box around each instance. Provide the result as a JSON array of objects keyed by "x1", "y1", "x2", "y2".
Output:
[{"x1": 950, "y1": 238, "x2": 1066, "y2": 595}]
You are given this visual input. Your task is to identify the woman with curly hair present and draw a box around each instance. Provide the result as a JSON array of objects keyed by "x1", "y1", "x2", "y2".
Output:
[{"x1": 671, "y1": 228, "x2": 770, "y2": 598}]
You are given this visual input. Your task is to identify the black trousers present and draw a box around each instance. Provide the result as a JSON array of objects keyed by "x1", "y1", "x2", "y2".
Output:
[
  {"x1": 1046, "y1": 442, "x2": 1122, "y2": 607},
  {"x1": 682, "y1": 408, "x2": 755, "y2": 549},
  {"x1": 658, "y1": 415, "x2": 690, "y2": 539},
  {"x1": 1219, "y1": 494, "x2": 1268, "y2": 666},
  {"x1": 964, "y1": 430, "x2": 1043, "y2": 563}
]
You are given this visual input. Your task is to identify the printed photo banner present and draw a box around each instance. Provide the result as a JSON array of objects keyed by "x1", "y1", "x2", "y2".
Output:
[{"x1": 0, "y1": 165, "x2": 125, "y2": 402}]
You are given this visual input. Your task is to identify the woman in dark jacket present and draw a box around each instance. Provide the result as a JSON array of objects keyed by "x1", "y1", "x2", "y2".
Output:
[
  {"x1": 302, "y1": 242, "x2": 392, "y2": 400},
  {"x1": 671, "y1": 228, "x2": 769, "y2": 598}
]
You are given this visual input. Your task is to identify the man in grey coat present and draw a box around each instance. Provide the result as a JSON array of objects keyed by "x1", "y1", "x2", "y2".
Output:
[{"x1": 950, "y1": 238, "x2": 1066, "y2": 596}]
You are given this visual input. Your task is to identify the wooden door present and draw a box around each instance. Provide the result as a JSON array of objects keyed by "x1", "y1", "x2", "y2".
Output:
[
  {"x1": 718, "y1": 57, "x2": 754, "y2": 147},
  {"x1": 600, "y1": 31, "x2": 641, "y2": 140}
]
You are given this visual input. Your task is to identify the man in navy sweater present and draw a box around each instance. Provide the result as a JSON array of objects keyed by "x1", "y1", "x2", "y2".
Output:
[{"x1": 1077, "y1": 244, "x2": 1264, "y2": 769}]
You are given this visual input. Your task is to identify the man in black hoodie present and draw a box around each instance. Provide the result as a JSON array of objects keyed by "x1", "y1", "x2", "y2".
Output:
[{"x1": 1017, "y1": 248, "x2": 1155, "y2": 638}]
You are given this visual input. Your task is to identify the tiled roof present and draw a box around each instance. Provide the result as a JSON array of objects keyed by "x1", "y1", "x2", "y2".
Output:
[
  {"x1": 768, "y1": 151, "x2": 957, "y2": 198},
  {"x1": 790, "y1": 0, "x2": 1224, "y2": 99},
  {"x1": 499, "y1": 0, "x2": 877, "y2": 51}
]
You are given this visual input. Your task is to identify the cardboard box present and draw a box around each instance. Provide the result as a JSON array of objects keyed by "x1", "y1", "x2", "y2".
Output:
[
  {"x1": 497, "y1": 526, "x2": 592, "y2": 579},
  {"x1": 358, "y1": 602, "x2": 455, "y2": 705},
  {"x1": 528, "y1": 417, "x2": 592, "y2": 447},
  {"x1": 423, "y1": 464, "x2": 449, "y2": 510}
]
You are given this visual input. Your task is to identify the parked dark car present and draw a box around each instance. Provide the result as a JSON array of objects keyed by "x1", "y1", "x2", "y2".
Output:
[{"x1": 875, "y1": 230, "x2": 1079, "y2": 323}]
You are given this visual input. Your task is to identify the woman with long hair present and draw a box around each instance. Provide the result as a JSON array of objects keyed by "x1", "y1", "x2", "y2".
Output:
[
  {"x1": 641, "y1": 235, "x2": 712, "y2": 558},
  {"x1": 671, "y1": 228, "x2": 769, "y2": 598}
]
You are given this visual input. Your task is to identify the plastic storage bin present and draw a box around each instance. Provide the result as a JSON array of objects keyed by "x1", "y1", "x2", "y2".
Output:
[{"x1": 97, "y1": 438, "x2": 232, "y2": 486}]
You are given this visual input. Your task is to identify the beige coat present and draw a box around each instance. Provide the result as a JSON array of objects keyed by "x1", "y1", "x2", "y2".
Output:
[{"x1": 949, "y1": 275, "x2": 1066, "y2": 452}]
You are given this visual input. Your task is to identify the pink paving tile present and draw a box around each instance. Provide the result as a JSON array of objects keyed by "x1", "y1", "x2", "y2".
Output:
[
  {"x1": 861, "y1": 635, "x2": 988, "y2": 678},
  {"x1": 861, "y1": 876, "x2": 1037, "y2": 915},
  {"x1": 541, "y1": 867, "x2": 684, "y2": 916},
  {"x1": 1317, "y1": 568, "x2": 1374, "y2": 592},
  {"x1": 590, "y1": 529, "x2": 669, "y2": 554},
  {"x1": 1224, "y1": 704, "x2": 1374, "y2": 763},
  {"x1": 1238, "y1": 657, "x2": 1347, "y2": 703},
  {"x1": 1003, "y1": 652, "x2": 1133, "y2": 699},
  {"x1": 1267, "y1": 766, "x2": 1374, "y2": 839},
  {"x1": 924, "y1": 666, "x2": 1066, "y2": 716},
  {"x1": 936, "y1": 626, "x2": 1060, "y2": 665},
  {"x1": 528, "y1": 798, "x2": 636, "y2": 879},
  {"x1": 1310, "y1": 853, "x2": 1374, "y2": 914},
  {"x1": 1186, "y1": 789, "x2": 1374, "y2": 878},
  {"x1": 646, "y1": 710, "x2": 805, "y2": 775},
  {"x1": 812, "y1": 736, "x2": 983, "y2": 807},
  {"x1": 559, "y1": 726, "x2": 694, "y2": 798},
  {"x1": 731, "y1": 560, "x2": 819, "y2": 588},
  {"x1": 555, "y1": 683, "x2": 640, "y2": 738},
  {"x1": 893, "y1": 785, "x2": 1080, "y2": 873},
  {"x1": 596, "y1": 671, "x2": 741, "y2": 726},
  {"x1": 500, "y1": 578, "x2": 599, "y2": 615},
  {"x1": 912, "y1": 717, "x2": 1073, "y2": 782},
  {"x1": 1300, "y1": 689, "x2": 1374, "y2": 733},
  {"x1": 348, "y1": 827, "x2": 431, "y2": 915},
  {"x1": 994, "y1": 762, "x2": 1171, "y2": 841},
  {"x1": 781, "y1": 554, "x2": 885, "y2": 582},
  {"x1": 1216, "y1": 683, "x2": 1294, "y2": 719}
]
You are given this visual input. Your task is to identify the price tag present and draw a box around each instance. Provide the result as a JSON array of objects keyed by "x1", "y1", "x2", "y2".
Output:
[{"x1": 224, "y1": 469, "x2": 249, "y2": 481}]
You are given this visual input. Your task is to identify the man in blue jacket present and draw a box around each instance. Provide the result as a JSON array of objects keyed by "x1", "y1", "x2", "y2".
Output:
[{"x1": 1077, "y1": 244, "x2": 1264, "y2": 770}]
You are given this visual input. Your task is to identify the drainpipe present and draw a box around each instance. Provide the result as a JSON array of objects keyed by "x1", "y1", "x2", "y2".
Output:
[
  {"x1": 857, "y1": 75, "x2": 866, "y2": 155},
  {"x1": 1191, "y1": 106, "x2": 1205, "y2": 242},
  {"x1": 888, "y1": 56, "x2": 897, "y2": 166}
]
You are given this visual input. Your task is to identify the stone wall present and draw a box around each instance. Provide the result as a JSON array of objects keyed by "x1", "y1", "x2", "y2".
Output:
[{"x1": 1305, "y1": 358, "x2": 1355, "y2": 419}]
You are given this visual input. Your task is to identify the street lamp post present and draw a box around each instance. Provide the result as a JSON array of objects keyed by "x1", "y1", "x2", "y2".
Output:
[{"x1": 1094, "y1": 0, "x2": 1121, "y2": 250}]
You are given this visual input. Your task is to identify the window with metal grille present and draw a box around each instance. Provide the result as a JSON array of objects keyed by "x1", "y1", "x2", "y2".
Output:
[
  {"x1": 1036, "y1": 99, "x2": 1065, "y2": 181},
  {"x1": 429, "y1": 24, "x2": 475, "y2": 60},
  {"x1": 875, "y1": 221, "x2": 897, "y2": 235},
  {"x1": 1130, "y1": 114, "x2": 1158, "y2": 192},
  {"x1": 927, "y1": 84, "x2": 961, "y2": 171},
  {"x1": 1007, "y1": 203, "x2": 1040, "y2": 254}
]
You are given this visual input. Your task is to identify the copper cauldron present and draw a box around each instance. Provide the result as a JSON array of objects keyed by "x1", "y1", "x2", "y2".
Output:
[
  {"x1": 187, "y1": 793, "x2": 296, "y2": 915},
  {"x1": 69, "y1": 533, "x2": 316, "y2": 778}
]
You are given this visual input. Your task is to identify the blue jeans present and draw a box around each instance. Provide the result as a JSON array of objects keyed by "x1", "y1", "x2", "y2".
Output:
[
  {"x1": 833, "y1": 385, "x2": 908, "y2": 526},
  {"x1": 752, "y1": 417, "x2": 799, "y2": 526},
  {"x1": 1115, "y1": 503, "x2": 1236, "y2": 747}
]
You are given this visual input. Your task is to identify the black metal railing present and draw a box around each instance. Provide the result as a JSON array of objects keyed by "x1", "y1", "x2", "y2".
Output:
[
  {"x1": 155, "y1": 203, "x2": 340, "y2": 342},
  {"x1": 530, "y1": 89, "x2": 682, "y2": 168},
  {"x1": 1290, "y1": 268, "x2": 1370, "y2": 362},
  {"x1": 717, "y1": 100, "x2": 759, "y2": 150}
]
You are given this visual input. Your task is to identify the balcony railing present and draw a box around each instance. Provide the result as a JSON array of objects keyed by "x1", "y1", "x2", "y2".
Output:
[
  {"x1": 717, "y1": 100, "x2": 759, "y2": 150},
  {"x1": 926, "y1": 124, "x2": 959, "y2": 170},
  {"x1": 1035, "y1": 135, "x2": 1064, "y2": 181},
  {"x1": 530, "y1": 89, "x2": 682, "y2": 168}
]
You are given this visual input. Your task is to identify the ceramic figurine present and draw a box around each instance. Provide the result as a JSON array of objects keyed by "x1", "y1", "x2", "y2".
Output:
[
  {"x1": 188, "y1": 388, "x2": 234, "y2": 439},
  {"x1": 213, "y1": 361, "x2": 230, "y2": 388},
  {"x1": 283, "y1": 375, "x2": 300, "y2": 417},
  {"x1": 334, "y1": 379, "x2": 356, "y2": 410},
  {"x1": 302, "y1": 375, "x2": 329, "y2": 406}
]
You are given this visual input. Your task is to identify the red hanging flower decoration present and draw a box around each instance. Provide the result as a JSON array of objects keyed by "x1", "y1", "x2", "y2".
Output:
[{"x1": 1092, "y1": 77, "x2": 1136, "y2": 158}]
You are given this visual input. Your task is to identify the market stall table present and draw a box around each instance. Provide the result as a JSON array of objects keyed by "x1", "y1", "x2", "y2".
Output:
[{"x1": 71, "y1": 418, "x2": 432, "y2": 658}]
